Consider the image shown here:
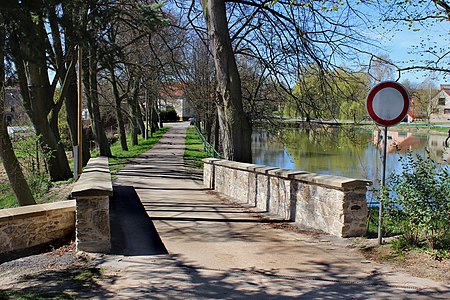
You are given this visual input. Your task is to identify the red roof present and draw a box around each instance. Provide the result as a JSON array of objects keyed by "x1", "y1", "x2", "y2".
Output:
[
  {"x1": 160, "y1": 83, "x2": 185, "y2": 98},
  {"x1": 440, "y1": 84, "x2": 450, "y2": 97}
]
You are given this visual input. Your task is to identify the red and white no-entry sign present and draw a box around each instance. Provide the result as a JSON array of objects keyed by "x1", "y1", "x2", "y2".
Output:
[{"x1": 366, "y1": 81, "x2": 410, "y2": 127}]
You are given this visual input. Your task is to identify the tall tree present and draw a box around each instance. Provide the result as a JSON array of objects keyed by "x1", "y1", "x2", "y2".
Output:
[
  {"x1": 175, "y1": 0, "x2": 380, "y2": 161},
  {"x1": 0, "y1": 19, "x2": 35, "y2": 206},
  {"x1": 201, "y1": 0, "x2": 252, "y2": 162},
  {"x1": 4, "y1": 2, "x2": 73, "y2": 181}
]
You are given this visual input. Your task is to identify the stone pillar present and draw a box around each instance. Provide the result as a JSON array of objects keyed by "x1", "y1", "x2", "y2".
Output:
[
  {"x1": 202, "y1": 158, "x2": 222, "y2": 189},
  {"x1": 71, "y1": 156, "x2": 113, "y2": 253},
  {"x1": 75, "y1": 196, "x2": 111, "y2": 253}
]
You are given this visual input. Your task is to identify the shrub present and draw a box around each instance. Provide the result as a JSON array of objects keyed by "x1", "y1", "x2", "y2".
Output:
[
  {"x1": 384, "y1": 151, "x2": 450, "y2": 250},
  {"x1": 159, "y1": 107, "x2": 179, "y2": 122}
]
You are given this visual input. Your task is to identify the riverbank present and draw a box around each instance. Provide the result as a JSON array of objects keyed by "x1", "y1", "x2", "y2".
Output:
[{"x1": 274, "y1": 119, "x2": 450, "y2": 136}]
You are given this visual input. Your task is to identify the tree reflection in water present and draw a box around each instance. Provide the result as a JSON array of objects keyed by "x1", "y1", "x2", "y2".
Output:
[{"x1": 252, "y1": 126, "x2": 449, "y2": 190}]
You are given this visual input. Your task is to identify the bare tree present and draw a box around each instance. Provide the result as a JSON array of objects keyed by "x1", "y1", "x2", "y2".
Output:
[
  {"x1": 201, "y1": 0, "x2": 252, "y2": 162},
  {"x1": 0, "y1": 19, "x2": 35, "y2": 206},
  {"x1": 379, "y1": 0, "x2": 450, "y2": 75},
  {"x1": 2, "y1": 2, "x2": 73, "y2": 181},
  {"x1": 172, "y1": 0, "x2": 382, "y2": 162}
]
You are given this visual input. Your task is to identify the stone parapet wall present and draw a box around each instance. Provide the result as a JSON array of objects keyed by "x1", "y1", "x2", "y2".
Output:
[
  {"x1": 203, "y1": 158, "x2": 370, "y2": 237},
  {"x1": 0, "y1": 201, "x2": 76, "y2": 254},
  {"x1": 71, "y1": 156, "x2": 112, "y2": 253}
]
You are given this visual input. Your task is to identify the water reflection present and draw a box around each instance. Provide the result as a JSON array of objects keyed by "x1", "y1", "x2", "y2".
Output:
[{"x1": 252, "y1": 127, "x2": 449, "y2": 188}]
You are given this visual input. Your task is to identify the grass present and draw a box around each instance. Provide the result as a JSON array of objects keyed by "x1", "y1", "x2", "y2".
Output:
[
  {"x1": 72, "y1": 267, "x2": 103, "y2": 283},
  {"x1": 184, "y1": 126, "x2": 210, "y2": 169},
  {"x1": 0, "y1": 127, "x2": 170, "y2": 209},
  {"x1": 0, "y1": 181, "x2": 17, "y2": 209},
  {"x1": 91, "y1": 127, "x2": 170, "y2": 176},
  {"x1": 366, "y1": 206, "x2": 402, "y2": 238}
]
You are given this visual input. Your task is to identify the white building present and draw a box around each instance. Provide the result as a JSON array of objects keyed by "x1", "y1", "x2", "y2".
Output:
[
  {"x1": 158, "y1": 83, "x2": 195, "y2": 121},
  {"x1": 430, "y1": 84, "x2": 450, "y2": 122}
]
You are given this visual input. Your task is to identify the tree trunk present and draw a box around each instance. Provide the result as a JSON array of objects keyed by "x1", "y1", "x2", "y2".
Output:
[
  {"x1": 83, "y1": 49, "x2": 112, "y2": 157},
  {"x1": 127, "y1": 79, "x2": 140, "y2": 146},
  {"x1": 0, "y1": 24, "x2": 35, "y2": 206},
  {"x1": 9, "y1": 13, "x2": 72, "y2": 181},
  {"x1": 214, "y1": 111, "x2": 220, "y2": 153},
  {"x1": 15, "y1": 57, "x2": 72, "y2": 182},
  {"x1": 202, "y1": 0, "x2": 252, "y2": 163},
  {"x1": 136, "y1": 101, "x2": 145, "y2": 137},
  {"x1": 205, "y1": 117, "x2": 212, "y2": 143},
  {"x1": 110, "y1": 69, "x2": 128, "y2": 151}
]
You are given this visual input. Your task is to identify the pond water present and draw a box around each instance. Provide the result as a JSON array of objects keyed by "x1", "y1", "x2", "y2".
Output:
[{"x1": 252, "y1": 126, "x2": 449, "y2": 192}]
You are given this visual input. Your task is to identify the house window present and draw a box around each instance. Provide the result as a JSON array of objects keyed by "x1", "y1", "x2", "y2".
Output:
[
  {"x1": 438, "y1": 97, "x2": 445, "y2": 105},
  {"x1": 444, "y1": 109, "x2": 450, "y2": 114}
]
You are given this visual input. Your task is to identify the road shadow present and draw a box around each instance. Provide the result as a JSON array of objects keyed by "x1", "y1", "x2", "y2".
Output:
[
  {"x1": 90, "y1": 253, "x2": 450, "y2": 299},
  {"x1": 110, "y1": 185, "x2": 168, "y2": 256}
]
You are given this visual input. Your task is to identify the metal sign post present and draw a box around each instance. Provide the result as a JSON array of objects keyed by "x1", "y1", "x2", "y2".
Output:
[
  {"x1": 379, "y1": 126, "x2": 388, "y2": 245},
  {"x1": 366, "y1": 81, "x2": 410, "y2": 245}
]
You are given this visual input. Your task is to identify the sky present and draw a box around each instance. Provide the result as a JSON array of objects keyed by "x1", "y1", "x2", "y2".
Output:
[
  {"x1": 359, "y1": 2, "x2": 450, "y2": 87},
  {"x1": 381, "y1": 22, "x2": 449, "y2": 85}
]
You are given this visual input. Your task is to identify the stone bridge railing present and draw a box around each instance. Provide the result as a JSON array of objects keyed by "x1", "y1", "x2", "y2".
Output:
[
  {"x1": 71, "y1": 156, "x2": 112, "y2": 253},
  {"x1": 0, "y1": 156, "x2": 112, "y2": 259},
  {"x1": 0, "y1": 201, "x2": 75, "y2": 257},
  {"x1": 203, "y1": 158, "x2": 371, "y2": 237}
]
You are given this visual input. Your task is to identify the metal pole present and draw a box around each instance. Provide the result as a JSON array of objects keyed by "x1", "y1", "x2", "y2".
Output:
[
  {"x1": 76, "y1": 47, "x2": 83, "y2": 179},
  {"x1": 145, "y1": 89, "x2": 148, "y2": 140},
  {"x1": 378, "y1": 126, "x2": 388, "y2": 245}
]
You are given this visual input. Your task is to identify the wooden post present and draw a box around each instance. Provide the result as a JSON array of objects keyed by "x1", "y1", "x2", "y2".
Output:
[{"x1": 75, "y1": 47, "x2": 83, "y2": 179}]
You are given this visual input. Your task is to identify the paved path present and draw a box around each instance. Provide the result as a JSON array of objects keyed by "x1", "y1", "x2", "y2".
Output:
[{"x1": 99, "y1": 122, "x2": 449, "y2": 299}]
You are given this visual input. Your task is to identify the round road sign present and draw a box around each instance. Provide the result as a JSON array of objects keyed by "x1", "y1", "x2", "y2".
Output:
[{"x1": 366, "y1": 81, "x2": 410, "y2": 127}]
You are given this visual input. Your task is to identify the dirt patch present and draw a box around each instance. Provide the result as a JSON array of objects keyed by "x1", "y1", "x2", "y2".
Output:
[
  {"x1": 354, "y1": 238, "x2": 450, "y2": 285},
  {"x1": 0, "y1": 242, "x2": 114, "y2": 299},
  {"x1": 37, "y1": 181, "x2": 75, "y2": 204}
]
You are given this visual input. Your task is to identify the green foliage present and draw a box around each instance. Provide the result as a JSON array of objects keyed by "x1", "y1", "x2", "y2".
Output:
[
  {"x1": 384, "y1": 151, "x2": 450, "y2": 250},
  {"x1": 72, "y1": 267, "x2": 103, "y2": 283},
  {"x1": 0, "y1": 134, "x2": 55, "y2": 208},
  {"x1": 159, "y1": 106, "x2": 179, "y2": 122},
  {"x1": 58, "y1": 104, "x2": 72, "y2": 151},
  {"x1": 0, "y1": 181, "x2": 17, "y2": 209},
  {"x1": 184, "y1": 126, "x2": 210, "y2": 169},
  {"x1": 390, "y1": 235, "x2": 414, "y2": 255},
  {"x1": 138, "y1": 1, "x2": 170, "y2": 28},
  {"x1": 286, "y1": 66, "x2": 369, "y2": 121},
  {"x1": 425, "y1": 249, "x2": 450, "y2": 261},
  {"x1": 366, "y1": 206, "x2": 401, "y2": 238}
]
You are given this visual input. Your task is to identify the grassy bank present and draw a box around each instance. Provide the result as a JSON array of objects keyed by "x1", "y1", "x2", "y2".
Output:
[
  {"x1": 92, "y1": 127, "x2": 170, "y2": 176},
  {"x1": 0, "y1": 127, "x2": 170, "y2": 209},
  {"x1": 184, "y1": 126, "x2": 210, "y2": 169}
]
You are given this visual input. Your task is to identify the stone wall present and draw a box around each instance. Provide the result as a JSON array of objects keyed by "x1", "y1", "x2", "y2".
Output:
[
  {"x1": 203, "y1": 158, "x2": 371, "y2": 237},
  {"x1": 0, "y1": 201, "x2": 76, "y2": 254},
  {"x1": 71, "y1": 156, "x2": 112, "y2": 253}
]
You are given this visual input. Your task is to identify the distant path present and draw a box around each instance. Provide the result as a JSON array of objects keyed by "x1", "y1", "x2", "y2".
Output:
[{"x1": 100, "y1": 122, "x2": 449, "y2": 299}]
